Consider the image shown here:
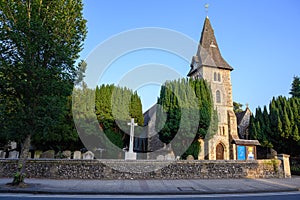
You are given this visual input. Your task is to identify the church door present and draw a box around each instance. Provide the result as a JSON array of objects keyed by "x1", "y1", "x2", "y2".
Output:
[{"x1": 216, "y1": 143, "x2": 224, "y2": 160}]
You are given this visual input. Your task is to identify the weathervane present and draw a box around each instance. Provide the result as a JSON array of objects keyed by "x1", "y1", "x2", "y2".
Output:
[{"x1": 205, "y1": 3, "x2": 209, "y2": 17}]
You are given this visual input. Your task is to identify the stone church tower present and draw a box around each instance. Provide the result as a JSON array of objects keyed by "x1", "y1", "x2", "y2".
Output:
[{"x1": 187, "y1": 17, "x2": 239, "y2": 160}]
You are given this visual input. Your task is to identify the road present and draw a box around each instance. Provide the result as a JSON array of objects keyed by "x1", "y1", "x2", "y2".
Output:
[{"x1": 1, "y1": 192, "x2": 300, "y2": 200}]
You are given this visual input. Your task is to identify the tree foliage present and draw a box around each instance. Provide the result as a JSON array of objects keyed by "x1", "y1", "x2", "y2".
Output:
[
  {"x1": 249, "y1": 96, "x2": 300, "y2": 156},
  {"x1": 233, "y1": 101, "x2": 243, "y2": 114},
  {"x1": 72, "y1": 84, "x2": 100, "y2": 151},
  {"x1": 0, "y1": 0, "x2": 87, "y2": 185},
  {"x1": 156, "y1": 78, "x2": 217, "y2": 158},
  {"x1": 249, "y1": 76, "x2": 300, "y2": 156},
  {"x1": 290, "y1": 76, "x2": 300, "y2": 98},
  {"x1": 95, "y1": 84, "x2": 144, "y2": 152}
]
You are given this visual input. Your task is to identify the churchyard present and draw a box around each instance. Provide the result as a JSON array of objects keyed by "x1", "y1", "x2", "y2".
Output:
[{"x1": 0, "y1": 1, "x2": 299, "y2": 187}]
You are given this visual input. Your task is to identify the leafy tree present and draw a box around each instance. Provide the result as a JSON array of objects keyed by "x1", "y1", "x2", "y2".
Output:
[
  {"x1": 290, "y1": 76, "x2": 300, "y2": 98},
  {"x1": 31, "y1": 95, "x2": 83, "y2": 152},
  {"x1": 233, "y1": 102, "x2": 243, "y2": 114},
  {"x1": 30, "y1": 61, "x2": 87, "y2": 152},
  {"x1": 0, "y1": 0, "x2": 86, "y2": 185}
]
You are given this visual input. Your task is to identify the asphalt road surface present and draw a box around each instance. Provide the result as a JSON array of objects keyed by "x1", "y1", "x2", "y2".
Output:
[{"x1": 1, "y1": 192, "x2": 300, "y2": 200}]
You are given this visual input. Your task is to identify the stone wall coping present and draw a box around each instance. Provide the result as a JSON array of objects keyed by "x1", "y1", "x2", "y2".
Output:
[
  {"x1": 0, "y1": 158, "x2": 277, "y2": 164},
  {"x1": 277, "y1": 154, "x2": 290, "y2": 158}
]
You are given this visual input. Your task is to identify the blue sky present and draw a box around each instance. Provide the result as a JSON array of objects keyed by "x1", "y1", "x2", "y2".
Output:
[{"x1": 80, "y1": 0, "x2": 300, "y2": 112}]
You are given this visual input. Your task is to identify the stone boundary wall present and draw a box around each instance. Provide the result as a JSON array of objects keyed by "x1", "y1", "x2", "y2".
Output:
[{"x1": 0, "y1": 159, "x2": 284, "y2": 180}]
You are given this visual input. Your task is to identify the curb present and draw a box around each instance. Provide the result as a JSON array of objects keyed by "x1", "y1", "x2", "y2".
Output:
[{"x1": 0, "y1": 187, "x2": 299, "y2": 195}]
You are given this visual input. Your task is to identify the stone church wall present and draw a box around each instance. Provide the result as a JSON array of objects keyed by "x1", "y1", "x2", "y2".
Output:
[{"x1": 0, "y1": 159, "x2": 284, "y2": 179}]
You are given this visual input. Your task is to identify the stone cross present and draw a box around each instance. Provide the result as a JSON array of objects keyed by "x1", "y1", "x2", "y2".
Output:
[{"x1": 127, "y1": 118, "x2": 137, "y2": 153}]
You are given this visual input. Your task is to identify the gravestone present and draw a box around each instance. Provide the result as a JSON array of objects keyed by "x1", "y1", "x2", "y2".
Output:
[
  {"x1": 156, "y1": 155, "x2": 165, "y2": 160},
  {"x1": 62, "y1": 150, "x2": 71, "y2": 159},
  {"x1": 186, "y1": 155, "x2": 194, "y2": 160},
  {"x1": 165, "y1": 153, "x2": 175, "y2": 160},
  {"x1": 270, "y1": 148, "x2": 278, "y2": 159},
  {"x1": 82, "y1": 151, "x2": 94, "y2": 159},
  {"x1": 10, "y1": 142, "x2": 17, "y2": 150},
  {"x1": 34, "y1": 150, "x2": 42, "y2": 159},
  {"x1": 28, "y1": 151, "x2": 32, "y2": 159},
  {"x1": 0, "y1": 150, "x2": 6, "y2": 158},
  {"x1": 73, "y1": 151, "x2": 81, "y2": 159},
  {"x1": 40, "y1": 150, "x2": 55, "y2": 159},
  {"x1": 8, "y1": 150, "x2": 19, "y2": 158}
]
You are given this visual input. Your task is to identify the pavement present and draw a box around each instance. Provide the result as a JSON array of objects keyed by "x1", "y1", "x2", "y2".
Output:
[{"x1": 1, "y1": 177, "x2": 300, "y2": 195}]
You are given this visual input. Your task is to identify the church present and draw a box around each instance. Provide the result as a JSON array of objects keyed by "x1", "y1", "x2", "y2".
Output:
[{"x1": 137, "y1": 16, "x2": 260, "y2": 160}]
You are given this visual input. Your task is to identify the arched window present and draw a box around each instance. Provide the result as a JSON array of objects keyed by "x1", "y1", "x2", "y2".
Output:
[
  {"x1": 218, "y1": 73, "x2": 221, "y2": 82},
  {"x1": 216, "y1": 90, "x2": 221, "y2": 103},
  {"x1": 214, "y1": 72, "x2": 217, "y2": 81}
]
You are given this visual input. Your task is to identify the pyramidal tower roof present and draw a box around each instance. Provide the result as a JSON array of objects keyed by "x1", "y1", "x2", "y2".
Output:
[{"x1": 188, "y1": 17, "x2": 233, "y2": 76}]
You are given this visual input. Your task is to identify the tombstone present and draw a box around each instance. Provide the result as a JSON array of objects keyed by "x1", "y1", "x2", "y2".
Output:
[
  {"x1": 40, "y1": 150, "x2": 55, "y2": 159},
  {"x1": 10, "y1": 142, "x2": 17, "y2": 150},
  {"x1": 156, "y1": 155, "x2": 165, "y2": 160},
  {"x1": 163, "y1": 143, "x2": 167, "y2": 149},
  {"x1": 186, "y1": 155, "x2": 194, "y2": 160},
  {"x1": 269, "y1": 148, "x2": 278, "y2": 159},
  {"x1": 82, "y1": 151, "x2": 94, "y2": 160},
  {"x1": 28, "y1": 151, "x2": 32, "y2": 159},
  {"x1": 8, "y1": 150, "x2": 19, "y2": 158},
  {"x1": 73, "y1": 151, "x2": 82, "y2": 159},
  {"x1": 34, "y1": 150, "x2": 42, "y2": 159},
  {"x1": 166, "y1": 143, "x2": 172, "y2": 150},
  {"x1": 62, "y1": 150, "x2": 71, "y2": 159},
  {"x1": 165, "y1": 150, "x2": 175, "y2": 160},
  {"x1": 165, "y1": 153, "x2": 175, "y2": 160},
  {"x1": 0, "y1": 150, "x2": 6, "y2": 159}
]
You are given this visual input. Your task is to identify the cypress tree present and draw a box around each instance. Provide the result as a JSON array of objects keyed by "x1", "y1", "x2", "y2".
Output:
[
  {"x1": 250, "y1": 95, "x2": 300, "y2": 156},
  {"x1": 282, "y1": 102, "x2": 292, "y2": 139},
  {"x1": 130, "y1": 92, "x2": 144, "y2": 126},
  {"x1": 290, "y1": 76, "x2": 300, "y2": 98},
  {"x1": 94, "y1": 84, "x2": 144, "y2": 151},
  {"x1": 248, "y1": 115, "x2": 258, "y2": 140},
  {"x1": 157, "y1": 78, "x2": 217, "y2": 159}
]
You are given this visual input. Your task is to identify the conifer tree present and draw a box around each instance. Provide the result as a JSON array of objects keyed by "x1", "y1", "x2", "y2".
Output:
[
  {"x1": 94, "y1": 84, "x2": 144, "y2": 152},
  {"x1": 249, "y1": 115, "x2": 257, "y2": 140},
  {"x1": 290, "y1": 76, "x2": 300, "y2": 98},
  {"x1": 249, "y1": 96, "x2": 300, "y2": 156},
  {"x1": 156, "y1": 78, "x2": 217, "y2": 159}
]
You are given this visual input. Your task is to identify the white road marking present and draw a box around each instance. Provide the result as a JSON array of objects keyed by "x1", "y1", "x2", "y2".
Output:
[{"x1": 0, "y1": 191, "x2": 300, "y2": 199}]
